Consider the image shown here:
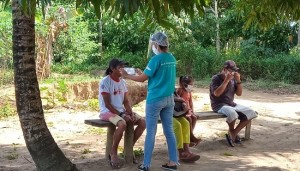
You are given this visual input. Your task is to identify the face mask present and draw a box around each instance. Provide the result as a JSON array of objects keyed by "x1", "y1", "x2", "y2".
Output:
[
  {"x1": 152, "y1": 45, "x2": 159, "y2": 55},
  {"x1": 186, "y1": 85, "x2": 193, "y2": 92}
]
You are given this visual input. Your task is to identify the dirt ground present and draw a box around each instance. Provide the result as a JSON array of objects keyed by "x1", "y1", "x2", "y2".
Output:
[{"x1": 1, "y1": 87, "x2": 300, "y2": 171}]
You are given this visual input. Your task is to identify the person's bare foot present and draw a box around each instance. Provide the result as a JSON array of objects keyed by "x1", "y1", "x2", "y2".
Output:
[
  {"x1": 190, "y1": 138, "x2": 202, "y2": 147},
  {"x1": 229, "y1": 131, "x2": 237, "y2": 143},
  {"x1": 108, "y1": 154, "x2": 123, "y2": 169}
]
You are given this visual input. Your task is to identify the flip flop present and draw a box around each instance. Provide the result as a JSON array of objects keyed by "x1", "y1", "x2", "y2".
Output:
[
  {"x1": 193, "y1": 138, "x2": 202, "y2": 147},
  {"x1": 225, "y1": 133, "x2": 235, "y2": 147},
  {"x1": 133, "y1": 157, "x2": 139, "y2": 164},
  {"x1": 235, "y1": 135, "x2": 242, "y2": 144},
  {"x1": 108, "y1": 154, "x2": 122, "y2": 169},
  {"x1": 189, "y1": 142, "x2": 196, "y2": 147}
]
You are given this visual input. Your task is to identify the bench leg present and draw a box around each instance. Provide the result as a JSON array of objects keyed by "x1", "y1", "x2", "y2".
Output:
[
  {"x1": 124, "y1": 124, "x2": 134, "y2": 164},
  {"x1": 244, "y1": 121, "x2": 251, "y2": 140},
  {"x1": 105, "y1": 125, "x2": 116, "y2": 159}
]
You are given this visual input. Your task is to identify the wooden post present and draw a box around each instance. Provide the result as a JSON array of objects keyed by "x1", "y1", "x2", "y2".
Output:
[
  {"x1": 105, "y1": 125, "x2": 116, "y2": 159},
  {"x1": 244, "y1": 120, "x2": 251, "y2": 140},
  {"x1": 124, "y1": 124, "x2": 134, "y2": 163}
]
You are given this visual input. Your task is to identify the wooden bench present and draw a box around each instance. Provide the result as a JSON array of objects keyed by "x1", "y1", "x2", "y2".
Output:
[{"x1": 84, "y1": 111, "x2": 251, "y2": 164}]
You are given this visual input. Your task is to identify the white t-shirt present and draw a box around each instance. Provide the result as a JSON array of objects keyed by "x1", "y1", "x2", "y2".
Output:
[{"x1": 99, "y1": 75, "x2": 128, "y2": 115}]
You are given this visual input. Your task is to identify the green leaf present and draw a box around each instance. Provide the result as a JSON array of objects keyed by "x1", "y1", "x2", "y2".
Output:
[
  {"x1": 75, "y1": 0, "x2": 82, "y2": 9},
  {"x1": 139, "y1": 16, "x2": 153, "y2": 31},
  {"x1": 159, "y1": 18, "x2": 176, "y2": 29},
  {"x1": 21, "y1": 0, "x2": 27, "y2": 15},
  {"x1": 4, "y1": 0, "x2": 10, "y2": 9}
]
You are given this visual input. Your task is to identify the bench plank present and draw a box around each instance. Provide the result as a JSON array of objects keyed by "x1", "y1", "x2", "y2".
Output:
[
  {"x1": 195, "y1": 111, "x2": 226, "y2": 120},
  {"x1": 84, "y1": 119, "x2": 113, "y2": 127}
]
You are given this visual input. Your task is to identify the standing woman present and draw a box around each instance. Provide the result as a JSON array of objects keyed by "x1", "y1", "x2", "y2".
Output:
[{"x1": 122, "y1": 32, "x2": 178, "y2": 171}]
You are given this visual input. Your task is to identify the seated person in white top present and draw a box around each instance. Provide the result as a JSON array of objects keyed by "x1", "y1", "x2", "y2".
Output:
[{"x1": 99, "y1": 58, "x2": 146, "y2": 169}]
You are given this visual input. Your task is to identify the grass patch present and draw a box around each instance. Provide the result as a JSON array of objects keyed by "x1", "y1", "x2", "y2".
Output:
[
  {"x1": 47, "y1": 121, "x2": 54, "y2": 127},
  {"x1": 86, "y1": 127, "x2": 106, "y2": 135},
  {"x1": 0, "y1": 69, "x2": 14, "y2": 87},
  {"x1": 222, "y1": 152, "x2": 233, "y2": 156},
  {"x1": 196, "y1": 78, "x2": 300, "y2": 95},
  {"x1": 202, "y1": 104, "x2": 211, "y2": 111},
  {"x1": 215, "y1": 132, "x2": 227, "y2": 138},
  {"x1": 6, "y1": 152, "x2": 19, "y2": 160},
  {"x1": 120, "y1": 147, "x2": 144, "y2": 158},
  {"x1": 0, "y1": 100, "x2": 16, "y2": 119},
  {"x1": 134, "y1": 147, "x2": 144, "y2": 157},
  {"x1": 41, "y1": 73, "x2": 101, "y2": 85},
  {"x1": 243, "y1": 79, "x2": 300, "y2": 94},
  {"x1": 81, "y1": 148, "x2": 91, "y2": 154},
  {"x1": 87, "y1": 99, "x2": 99, "y2": 111}
]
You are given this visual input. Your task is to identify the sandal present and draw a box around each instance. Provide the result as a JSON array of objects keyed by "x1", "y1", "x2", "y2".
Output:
[
  {"x1": 189, "y1": 138, "x2": 202, "y2": 147},
  {"x1": 225, "y1": 133, "x2": 235, "y2": 147},
  {"x1": 161, "y1": 163, "x2": 177, "y2": 170},
  {"x1": 189, "y1": 142, "x2": 196, "y2": 147},
  {"x1": 108, "y1": 154, "x2": 123, "y2": 169},
  {"x1": 180, "y1": 152, "x2": 200, "y2": 163},
  {"x1": 137, "y1": 164, "x2": 149, "y2": 171},
  {"x1": 133, "y1": 157, "x2": 139, "y2": 164},
  {"x1": 235, "y1": 135, "x2": 242, "y2": 144}
]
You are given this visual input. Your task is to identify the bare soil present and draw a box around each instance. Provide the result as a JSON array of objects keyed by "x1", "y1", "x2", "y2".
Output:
[{"x1": 1, "y1": 87, "x2": 300, "y2": 171}]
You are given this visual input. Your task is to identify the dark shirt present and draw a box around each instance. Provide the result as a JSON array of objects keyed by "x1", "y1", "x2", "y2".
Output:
[{"x1": 209, "y1": 73, "x2": 237, "y2": 112}]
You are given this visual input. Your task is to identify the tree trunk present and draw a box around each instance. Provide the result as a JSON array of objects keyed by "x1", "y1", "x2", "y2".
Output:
[
  {"x1": 12, "y1": 0, "x2": 78, "y2": 170},
  {"x1": 297, "y1": 20, "x2": 300, "y2": 48},
  {"x1": 99, "y1": 18, "x2": 103, "y2": 56},
  {"x1": 214, "y1": 0, "x2": 220, "y2": 56}
]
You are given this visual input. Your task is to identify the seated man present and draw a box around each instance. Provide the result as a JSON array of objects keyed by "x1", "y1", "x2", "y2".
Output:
[
  {"x1": 99, "y1": 58, "x2": 146, "y2": 169},
  {"x1": 209, "y1": 60, "x2": 257, "y2": 147}
]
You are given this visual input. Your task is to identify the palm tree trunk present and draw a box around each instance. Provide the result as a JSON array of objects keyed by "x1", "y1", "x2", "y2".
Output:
[{"x1": 12, "y1": 0, "x2": 77, "y2": 170}]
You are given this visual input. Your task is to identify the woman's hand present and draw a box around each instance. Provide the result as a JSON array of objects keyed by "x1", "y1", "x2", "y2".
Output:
[
  {"x1": 135, "y1": 68, "x2": 143, "y2": 75},
  {"x1": 121, "y1": 68, "x2": 129, "y2": 78}
]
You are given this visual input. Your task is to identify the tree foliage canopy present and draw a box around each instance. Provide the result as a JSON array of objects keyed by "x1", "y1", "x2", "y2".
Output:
[
  {"x1": 237, "y1": 0, "x2": 300, "y2": 29},
  {"x1": 75, "y1": 0, "x2": 210, "y2": 28}
]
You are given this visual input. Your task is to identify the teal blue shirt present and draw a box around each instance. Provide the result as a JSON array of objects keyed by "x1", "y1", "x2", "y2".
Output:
[{"x1": 144, "y1": 52, "x2": 176, "y2": 103}]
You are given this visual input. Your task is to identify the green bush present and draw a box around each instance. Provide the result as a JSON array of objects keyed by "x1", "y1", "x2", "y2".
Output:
[
  {"x1": 0, "y1": 100, "x2": 16, "y2": 119},
  {"x1": 53, "y1": 15, "x2": 100, "y2": 73},
  {"x1": 172, "y1": 42, "x2": 220, "y2": 79},
  {"x1": 0, "y1": 69, "x2": 14, "y2": 86},
  {"x1": 227, "y1": 51, "x2": 300, "y2": 84},
  {"x1": 0, "y1": 9, "x2": 13, "y2": 69}
]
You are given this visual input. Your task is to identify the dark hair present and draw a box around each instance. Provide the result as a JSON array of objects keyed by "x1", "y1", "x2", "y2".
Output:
[
  {"x1": 105, "y1": 68, "x2": 112, "y2": 76},
  {"x1": 159, "y1": 45, "x2": 168, "y2": 51},
  {"x1": 105, "y1": 58, "x2": 128, "y2": 76},
  {"x1": 179, "y1": 76, "x2": 193, "y2": 88}
]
